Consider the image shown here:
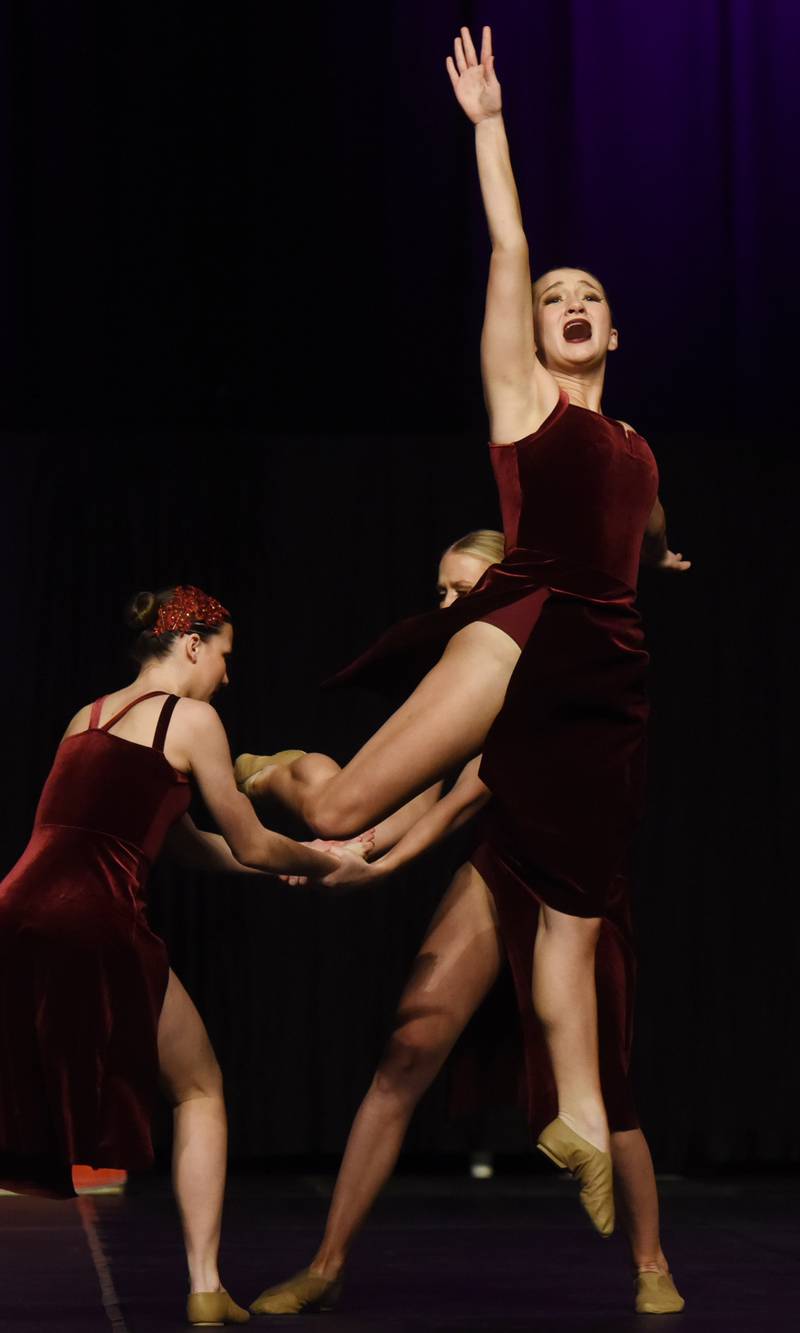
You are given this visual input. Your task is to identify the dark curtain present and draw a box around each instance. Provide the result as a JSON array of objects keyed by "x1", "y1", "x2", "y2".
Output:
[{"x1": 2, "y1": 2, "x2": 799, "y2": 1169}]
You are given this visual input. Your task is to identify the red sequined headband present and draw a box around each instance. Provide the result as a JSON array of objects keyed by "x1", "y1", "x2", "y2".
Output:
[{"x1": 153, "y1": 586, "x2": 230, "y2": 636}]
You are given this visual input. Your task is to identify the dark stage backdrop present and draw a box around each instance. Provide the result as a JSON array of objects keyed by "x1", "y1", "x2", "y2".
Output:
[{"x1": 2, "y1": 1, "x2": 799, "y2": 1170}]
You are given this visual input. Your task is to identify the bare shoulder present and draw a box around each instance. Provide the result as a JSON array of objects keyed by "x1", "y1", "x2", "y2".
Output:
[
  {"x1": 170, "y1": 697, "x2": 225, "y2": 740},
  {"x1": 62, "y1": 703, "x2": 93, "y2": 739}
]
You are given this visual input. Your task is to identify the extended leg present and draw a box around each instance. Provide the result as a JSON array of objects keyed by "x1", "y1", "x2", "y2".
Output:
[
  {"x1": 533, "y1": 906, "x2": 607, "y2": 1149},
  {"x1": 612, "y1": 1128, "x2": 685, "y2": 1312},
  {"x1": 250, "y1": 863, "x2": 501, "y2": 1314},
  {"x1": 247, "y1": 622, "x2": 520, "y2": 838},
  {"x1": 157, "y1": 969, "x2": 228, "y2": 1296},
  {"x1": 533, "y1": 906, "x2": 614, "y2": 1235}
]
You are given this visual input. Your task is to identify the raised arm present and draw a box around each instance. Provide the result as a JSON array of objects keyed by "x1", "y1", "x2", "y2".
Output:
[
  {"x1": 447, "y1": 26, "x2": 553, "y2": 442},
  {"x1": 170, "y1": 700, "x2": 345, "y2": 878},
  {"x1": 641, "y1": 497, "x2": 691, "y2": 572},
  {"x1": 320, "y1": 759, "x2": 489, "y2": 888}
]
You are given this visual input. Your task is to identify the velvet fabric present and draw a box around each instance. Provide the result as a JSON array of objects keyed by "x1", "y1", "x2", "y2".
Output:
[
  {"x1": 334, "y1": 393, "x2": 658, "y2": 1131},
  {"x1": 0, "y1": 694, "x2": 190, "y2": 1196}
]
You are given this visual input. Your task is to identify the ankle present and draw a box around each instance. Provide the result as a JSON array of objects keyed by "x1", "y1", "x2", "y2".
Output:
[
  {"x1": 309, "y1": 1251, "x2": 345, "y2": 1282},
  {"x1": 188, "y1": 1269, "x2": 221, "y2": 1295},
  {"x1": 557, "y1": 1106, "x2": 609, "y2": 1152},
  {"x1": 635, "y1": 1251, "x2": 669, "y2": 1276}
]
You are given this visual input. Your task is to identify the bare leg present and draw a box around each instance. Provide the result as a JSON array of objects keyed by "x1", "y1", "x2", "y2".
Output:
[
  {"x1": 533, "y1": 906, "x2": 608, "y2": 1151},
  {"x1": 253, "y1": 622, "x2": 521, "y2": 838},
  {"x1": 158, "y1": 969, "x2": 227, "y2": 1295},
  {"x1": 265, "y1": 864, "x2": 502, "y2": 1294},
  {"x1": 612, "y1": 1129, "x2": 669, "y2": 1272}
]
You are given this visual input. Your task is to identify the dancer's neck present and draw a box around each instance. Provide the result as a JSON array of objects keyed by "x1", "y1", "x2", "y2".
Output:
[{"x1": 550, "y1": 364, "x2": 606, "y2": 415}]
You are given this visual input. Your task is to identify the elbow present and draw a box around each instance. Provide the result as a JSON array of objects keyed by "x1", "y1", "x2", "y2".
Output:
[{"x1": 227, "y1": 832, "x2": 260, "y2": 870}]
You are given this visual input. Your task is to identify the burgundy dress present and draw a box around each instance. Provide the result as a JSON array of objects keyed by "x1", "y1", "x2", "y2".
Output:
[
  {"x1": 334, "y1": 391, "x2": 659, "y2": 1133},
  {"x1": 0, "y1": 692, "x2": 190, "y2": 1196}
]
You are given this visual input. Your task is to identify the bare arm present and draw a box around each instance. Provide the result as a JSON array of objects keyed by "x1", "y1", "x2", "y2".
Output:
[
  {"x1": 164, "y1": 814, "x2": 265, "y2": 875},
  {"x1": 447, "y1": 26, "x2": 553, "y2": 441},
  {"x1": 641, "y1": 497, "x2": 691, "y2": 572},
  {"x1": 367, "y1": 782, "x2": 444, "y2": 857},
  {"x1": 321, "y1": 759, "x2": 489, "y2": 888},
  {"x1": 171, "y1": 701, "x2": 343, "y2": 877}
]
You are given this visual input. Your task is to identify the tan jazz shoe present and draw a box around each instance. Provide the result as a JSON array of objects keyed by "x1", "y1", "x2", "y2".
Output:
[
  {"x1": 249, "y1": 1268, "x2": 342, "y2": 1316},
  {"x1": 537, "y1": 1117, "x2": 614, "y2": 1237},
  {"x1": 186, "y1": 1287, "x2": 250, "y2": 1326},
  {"x1": 234, "y1": 751, "x2": 307, "y2": 789},
  {"x1": 634, "y1": 1270, "x2": 686, "y2": 1314}
]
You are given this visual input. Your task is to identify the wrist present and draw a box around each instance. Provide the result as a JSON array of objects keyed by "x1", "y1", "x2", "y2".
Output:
[
  {"x1": 474, "y1": 110, "x2": 504, "y2": 130},
  {"x1": 369, "y1": 854, "x2": 393, "y2": 880}
]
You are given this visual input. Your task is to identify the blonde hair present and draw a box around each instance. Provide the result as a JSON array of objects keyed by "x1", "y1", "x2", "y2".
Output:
[{"x1": 445, "y1": 529, "x2": 505, "y2": 567}]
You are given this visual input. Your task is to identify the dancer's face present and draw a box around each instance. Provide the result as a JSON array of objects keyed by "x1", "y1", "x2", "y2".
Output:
[
  {"x1": 533, "y1": 268, "x2": 617, "y2": 372},
  {"x1": 437, "y1": 550, "x2": 491, "y2": 608},
  {"x1": 184, "y1": 621, "x2": 233, "y2": 700}
]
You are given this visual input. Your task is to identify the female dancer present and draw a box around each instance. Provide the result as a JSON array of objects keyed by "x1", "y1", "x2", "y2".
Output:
[
  {"x1": 238, "y1": 23, "x2": 687, "y2": 1246},
  {"x1": 0, "y1": 585, "x2": 358, "y2": 1328},
  {"x1": 247, "y1": 530, "x2": 684, "y2": 1317}
]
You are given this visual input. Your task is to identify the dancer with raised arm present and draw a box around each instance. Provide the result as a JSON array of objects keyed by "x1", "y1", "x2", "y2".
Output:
[
  {"x1": 0, "y1": 585, "x2": 358, "y2": 1328},
  {"x1": 248, "y1": 530, "x2": 684, "y2": 1318},
  {"x1": 238, "y1": 23, "x2": 688, "y2": 1247}
]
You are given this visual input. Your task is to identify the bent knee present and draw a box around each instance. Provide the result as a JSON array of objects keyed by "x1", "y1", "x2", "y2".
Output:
[
  {"x1": 308, "y1": 786, "x2": 369, "y2": 840},
  {"x1": 374, "y1": 1023, "x2": 448, "y2": 1093}
]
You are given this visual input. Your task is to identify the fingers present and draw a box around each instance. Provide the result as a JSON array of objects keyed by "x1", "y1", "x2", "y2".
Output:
[
  {"x1": 480, "y1": 24, "x2": 493, "y2": 64},
  {"x1": 460, "y1": 26, "x2": 478, "y2": 66},
  {"x1": 445, "y1": 55, "x2": 460, "y2": 90},
  {"x1": 454, "y1": 35, "x2": 468, "y2": 74}
]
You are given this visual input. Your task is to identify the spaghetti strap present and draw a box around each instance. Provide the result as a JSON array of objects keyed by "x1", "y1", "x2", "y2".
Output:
[
  {"x1": 88, "y1": 697, "x2": 106, "y2": 730},
  {"x1": 152, "y1": 695, "x2": 180, "y2": 754},
  {"x1": 99, "y1": 691, "x2": 168, "y2": 734}
]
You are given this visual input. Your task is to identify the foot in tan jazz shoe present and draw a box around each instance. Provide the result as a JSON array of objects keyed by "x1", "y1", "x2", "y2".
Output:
[
  {"x1": 234, "y1": 751, "x2": 307, "y2": 790},
  {"x1": 634, "y1": 1270, "x2": 686, "y2": 1314},
  {"x1": 186, "y1": 1287, "x2": 250, "y2": 1326},
  {"x1": 537, "y1": 1116, "x2": 615, "y2": 1237},
  {"x1": 249, "y1": 1268, "x2": 342, "y2": 1316}
]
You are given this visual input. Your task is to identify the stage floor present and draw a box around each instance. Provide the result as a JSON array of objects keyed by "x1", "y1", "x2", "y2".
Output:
[{"x1": 1, "y1": 1169, "x2": 798, "y2": 1332}]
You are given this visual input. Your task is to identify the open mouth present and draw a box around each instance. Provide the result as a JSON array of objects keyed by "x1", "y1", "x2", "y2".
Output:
[{"x1": 563, "y1": 318, "x2": 592, "y2": 343}]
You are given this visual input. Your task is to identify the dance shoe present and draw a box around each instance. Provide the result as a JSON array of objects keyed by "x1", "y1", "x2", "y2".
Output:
[
  {"x1": 186, "y1": 1287, "x2": 250, "y2": 1326},
  {"x1": 536, "y1": 1117, "x2": 615, "y2": 1237},
  {"x1": 234, "y1": 751, "x2": 307, "y2": 790},
  {"x1": 249, "y1": 1268, "x2": 342, "y2": 1315},
  {"x1": 634, "y1": 1270, "x2": 686, "y2": 1314}
]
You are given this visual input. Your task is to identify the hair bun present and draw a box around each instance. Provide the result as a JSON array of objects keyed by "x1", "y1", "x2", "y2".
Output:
[{"x1": 125, "y1": 590, "x2": 160, "y2": 631}]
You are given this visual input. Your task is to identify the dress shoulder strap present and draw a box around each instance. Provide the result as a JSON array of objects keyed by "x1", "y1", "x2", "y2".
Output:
[
  {"x1": 88, "y1": 697, "x2": 106, "y2": 730},
  {"x1": 152, "y1": 694, "x2": 180, "y2": 754},
  {"x1": 99, "y1": 690, "x2": 167, "y2": 733}
]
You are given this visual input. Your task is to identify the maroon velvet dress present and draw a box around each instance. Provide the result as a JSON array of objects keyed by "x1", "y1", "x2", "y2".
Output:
[
  {"x1": 334, "y1": 390, "x2": 659, "y2": 1134},
  {"x1": 0, "y1": 692, "x2": 190, "y2": 1196}
]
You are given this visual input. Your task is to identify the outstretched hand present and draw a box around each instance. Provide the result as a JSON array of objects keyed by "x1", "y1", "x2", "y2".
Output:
[
  {"x1": 657, "y1": 550, "x2": 692, "y2": 573},
  {"x1": 446, "y1": 26, "x2": 501, "y2": 124}
]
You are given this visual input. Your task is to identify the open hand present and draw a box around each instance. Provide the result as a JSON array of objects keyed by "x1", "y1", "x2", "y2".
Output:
[
  {"x1": 446, "y1": 26, "x2": 501, "y2": 124},
  {"x1": 657, "y1": 550, "x2": 692, "y2": 572}
]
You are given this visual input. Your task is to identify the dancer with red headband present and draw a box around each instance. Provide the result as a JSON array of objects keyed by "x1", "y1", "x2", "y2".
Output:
[
  {"x1": 0, "y1": 585, "x2": 360, "y2": 1328},
  {"x1": 237, "y1": 22, "x2": 689, "y2": 1254}
]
